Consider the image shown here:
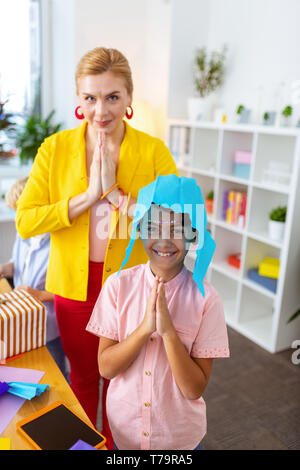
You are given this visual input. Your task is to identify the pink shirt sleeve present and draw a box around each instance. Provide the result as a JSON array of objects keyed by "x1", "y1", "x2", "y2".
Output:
[
  {"x1": 191, "y1": 290, "x2": 230, "y2": 358},
  {"x1": 86, "y1": 274, "x2": 119, "y2": 341}
]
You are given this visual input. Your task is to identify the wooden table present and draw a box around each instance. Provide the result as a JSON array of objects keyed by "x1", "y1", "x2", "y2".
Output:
[{"x1": 1, "y1": 346, "x2": 107, "y2": 450}]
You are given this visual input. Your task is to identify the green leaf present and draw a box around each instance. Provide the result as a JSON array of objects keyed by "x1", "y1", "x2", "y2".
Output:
[
  {"x1": 15, "y1": 109, "x2": 63, "y2": 162},
  {"x1": 269, "y1": 206, "x2": 287, "y2": 222},
  {"x1": 287, "y1": 309, "x2": 300, "y2": 323},
  {"x1": 193, "y1": 45, "x2": 226, "y2": 97}
]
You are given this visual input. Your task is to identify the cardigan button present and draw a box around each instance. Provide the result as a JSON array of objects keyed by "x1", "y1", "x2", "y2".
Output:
[
  {"x1": 108, "y1": 244, "x2": 113, "y2": 249},
  {"x1": 106, "y1": 267, "x2": 112, "y2": 273}
]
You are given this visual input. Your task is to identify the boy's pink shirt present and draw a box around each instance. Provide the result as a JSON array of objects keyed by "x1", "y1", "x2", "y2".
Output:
[{"x1": 86, "y1": 261, "x2": 230, "y2": 450}]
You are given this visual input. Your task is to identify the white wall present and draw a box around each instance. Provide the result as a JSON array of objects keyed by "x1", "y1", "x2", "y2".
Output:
[
  {"x1": 43, "y1": 0, "x2": 300, "y2": 135},
  {"x1": 43, "y1": 0, "x2": 171, "y2": 139},
  {"x1": 167, "y1": 0, "x2": 300, "y2": 124},
  {"x1": 167, "y1": 0, "x2": 210, "y2": 119}
]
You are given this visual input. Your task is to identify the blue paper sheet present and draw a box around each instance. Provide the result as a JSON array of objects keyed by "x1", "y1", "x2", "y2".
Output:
[
  {"x1": 117, "y1": 175, "x2": 216, "y2": 296},
  {"x1": 6, "y1": 381, "x2": 50, "y2": 400}
]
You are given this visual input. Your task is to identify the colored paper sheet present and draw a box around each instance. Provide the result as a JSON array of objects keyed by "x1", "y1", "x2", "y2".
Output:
[
  {"x1": 6, "y1": 381, "x2": 50, "y2": 400},
  {"x1": 69, "y1": 439, "x2": 98, "y2": 450},
  {"x1": 0, "y1": 438, "x2": 11, "y2": 450},
  {"x1": 0, "y1": 366, "x2": 45, "y2": 435}
]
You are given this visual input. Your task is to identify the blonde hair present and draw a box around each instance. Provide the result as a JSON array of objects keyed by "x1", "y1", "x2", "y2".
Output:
[
  {"x1": 5, "y1": 177, "x2": 28, "y2": 211},
  {"x1": 75, "y1": 47, "x2": 133, "y2": 96}
]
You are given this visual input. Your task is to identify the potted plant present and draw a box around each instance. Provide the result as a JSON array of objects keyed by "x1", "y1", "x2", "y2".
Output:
[
  {"x1": 205, "y1": 190, "x2": 214, "y2": 214},
  {"x1": 0, "y1": 99, "x2": 16, "y2": 159},
  {"x1": 281, "y1": 105, "x2": 293, "y2": 127},
  {"x1": 188, "y1": 45, "x2": 227, "y2": 121},
  {"x1": 15, "y1": 110, "x2": 62, "y2": 164},
  {"x1": 268, "y1": 205, "x2": 287, "y2": 241},
  {"x1": 236, "y1": 104, "x2": 251, "y2": 124},
  {"x1": 263, "y1": 111, "x2": 276, "y2": 126}
]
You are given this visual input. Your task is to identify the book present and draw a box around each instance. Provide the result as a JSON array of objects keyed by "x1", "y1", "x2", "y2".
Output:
[
  {"x1": 223, "y1": 190, "x2": 247, "y2": 227},
  {"x1": 233, "y1": 191, "x2": 242, "y2": 224},
  {"x1": 226, "y1": 191, "x2": 234, "y2": 223},
  {"x1": 238, "y1": 193, "x2": 247, "y2": 228}
]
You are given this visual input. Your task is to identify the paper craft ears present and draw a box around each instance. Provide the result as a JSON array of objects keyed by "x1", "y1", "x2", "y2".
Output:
[{"x1": 117, "y1": 174, "x2": 216, "y2": 297}]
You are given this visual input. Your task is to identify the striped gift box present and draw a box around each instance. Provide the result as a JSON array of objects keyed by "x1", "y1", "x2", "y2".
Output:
[{"x1": 0, "y1": 289, "x2": 46, "y2": 361}]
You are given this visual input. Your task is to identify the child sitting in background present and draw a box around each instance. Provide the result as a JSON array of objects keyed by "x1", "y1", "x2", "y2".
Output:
[
  {"x1": 86, "y1": 175, "x2": 230, "y2": 450},
  {"x1": 0, "y1": 178, "x2": 67, "y2": 377}
]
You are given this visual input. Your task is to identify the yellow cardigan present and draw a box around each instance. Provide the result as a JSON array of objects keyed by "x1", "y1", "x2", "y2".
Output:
[{"x1": 16, "y1": 120, "x2": 179, "y2": 300}]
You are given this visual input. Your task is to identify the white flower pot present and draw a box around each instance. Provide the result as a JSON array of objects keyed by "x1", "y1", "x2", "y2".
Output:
[
  {"x1": 187, "y1": 97, "x2": 211, "y2": 121},
  {"x1": 268, "y1": 220, "x2": 285, "y2": 241},
  {"x1": 280, "y1": 116, "x2": 292, "y2": 127}
]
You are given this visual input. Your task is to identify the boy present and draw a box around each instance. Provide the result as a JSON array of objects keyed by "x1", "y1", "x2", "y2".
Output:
[{"x1": 86, "y1": 175, "x2": 229, "y2": 450}]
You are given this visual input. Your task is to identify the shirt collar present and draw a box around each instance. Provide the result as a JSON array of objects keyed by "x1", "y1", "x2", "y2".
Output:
[{"x1": 145, "y1": 260, "x2": 188, "y2": 292}]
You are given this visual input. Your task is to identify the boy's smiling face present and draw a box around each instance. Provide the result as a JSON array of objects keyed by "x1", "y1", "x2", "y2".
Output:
[{"x1": 139, "y1": 204, "x2": 197, "y2": 281}]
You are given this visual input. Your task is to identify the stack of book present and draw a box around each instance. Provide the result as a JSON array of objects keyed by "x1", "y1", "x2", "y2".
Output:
[
  {"x1": 233, "y1": 150, "x2": 252, "y2": 180},
  {"x1": 247, "y1": 257, "x2": 280, "y2": 293},
  {"x1": 223, "y1": 190, "x2": 247, "y2": 228}
]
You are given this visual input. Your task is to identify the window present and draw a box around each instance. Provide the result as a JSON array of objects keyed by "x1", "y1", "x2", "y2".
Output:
[{"x1": 0, "y1": 0, "x2": 41, "y2": 116}]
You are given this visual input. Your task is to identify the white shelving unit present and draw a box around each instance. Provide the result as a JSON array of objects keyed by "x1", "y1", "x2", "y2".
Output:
[
  {"x1": 0, "y1": 161, "x2": 32, "y2": 263},
  {"x1": 169, "y1": 119, "x2": 300, "y2": 353}
]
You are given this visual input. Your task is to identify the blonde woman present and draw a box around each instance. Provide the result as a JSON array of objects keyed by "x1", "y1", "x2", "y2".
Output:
[{"x1": 16, "y1": 47, "x2": 179, "y2": 449}]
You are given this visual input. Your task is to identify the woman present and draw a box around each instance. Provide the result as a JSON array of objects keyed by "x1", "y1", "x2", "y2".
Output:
[{"x1": 16, "y1": 47, "x2": 179, "y2": 449}]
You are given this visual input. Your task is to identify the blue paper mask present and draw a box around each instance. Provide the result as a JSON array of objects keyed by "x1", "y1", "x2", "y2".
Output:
[{"x1": 117, "y1": 175, "x2": 216, "y2": 296}]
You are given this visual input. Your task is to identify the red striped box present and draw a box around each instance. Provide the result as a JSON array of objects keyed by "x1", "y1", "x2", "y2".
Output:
[{"x1": 0, "y1": 289, "x2": 46, "y2": 361}]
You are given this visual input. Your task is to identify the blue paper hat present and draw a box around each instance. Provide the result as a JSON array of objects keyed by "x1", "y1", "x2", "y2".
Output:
[{"x1": 117, "y1": 175, "x2": 216, "y2": 296}]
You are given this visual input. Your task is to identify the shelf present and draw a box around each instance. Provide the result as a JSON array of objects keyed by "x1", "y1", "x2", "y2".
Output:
[
  {"x1": 242, "y1": 277, "x2": 276, "y2": 299},
  {"x1": 222, "y1": 299, "x2": 238, "y2": 326},
  {"x1": 247, "y1": 187, "x2": 288, "y2": 241},
  {"x1": 212, "y1": 261, "x2": 241, "y2": 281},
  {"x1": 252, "y1": 180, "x2": 290, "y2": 194},
  {"x1": 210, "y1": 270, "x2": 239, "y2": 323},
  {"x1": 168, "y1": 120, "x2": 300, "y2": 352},
  {"x1": 246, "y1": 230, "x2": 283, "y2": 249},
  {"x1": 218, "y1": 173, "x2": 250, "y2": 185},
  {"x1": 168, "y1": 118, "x2": 300, "y2": 136},
  {"x1": 233, "y1": 315, "x2": 274, "y2": 352},
  {"x1": 193, "y1": 128, "x2": 219, "y2": 173},
  {"x1": 186, "y1": 166, "x2": 216, "y2": 178},
  {"x1": 214, "y1": 219, "x2": 245, "y2": 235}
]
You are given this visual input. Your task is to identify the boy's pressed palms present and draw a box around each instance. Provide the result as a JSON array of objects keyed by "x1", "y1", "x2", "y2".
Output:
[
  {"x1": 142, "y1": 277, "x2": 159, "y2": 336},
  {"x1": 156, "y1": 281, "x2": 175, "y2": 337}
]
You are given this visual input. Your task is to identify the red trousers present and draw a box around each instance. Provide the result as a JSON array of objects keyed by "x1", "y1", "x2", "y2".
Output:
[{"x1": 54, "y1": 261, "x2": 114, "y2": 450}]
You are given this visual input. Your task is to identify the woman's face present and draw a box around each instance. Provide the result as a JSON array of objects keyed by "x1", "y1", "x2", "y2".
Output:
[{"x1": 77, "y1": 71, "x2": 132, "y2": 134}]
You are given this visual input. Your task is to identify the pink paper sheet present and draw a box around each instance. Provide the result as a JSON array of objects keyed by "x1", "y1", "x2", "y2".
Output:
[{"x1": 0, "y1": 366, "x2": 45, "y2": 435}]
